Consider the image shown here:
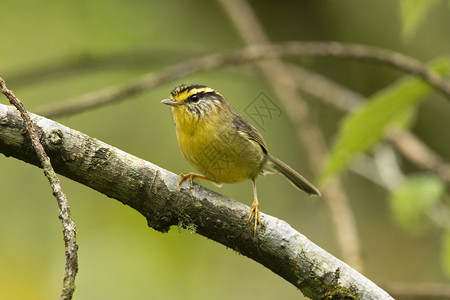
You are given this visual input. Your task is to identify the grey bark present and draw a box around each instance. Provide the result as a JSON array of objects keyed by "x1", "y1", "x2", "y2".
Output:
[{"x1": 0, "y1": 103, "x2": 393, "y2": 300}]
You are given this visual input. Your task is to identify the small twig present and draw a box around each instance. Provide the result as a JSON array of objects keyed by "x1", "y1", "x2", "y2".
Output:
[
  {"x1": 38, "y1": 41, "x2": 450, "y2": 118},
  {"x1": 287, "y1": 63, "x2": 450, "y2": 185},
  {"x1": 387, "y1": 130, "x2": 450, "y2": 183},
  {"x1": 6, "y1": 48, "x2": 206, "y2": 86},
  {"x1": 0, "y1": 77, "x2": 78, "y2": 300},
  {"x1": 284, "y1": 63, "x2": 365, "y2": 111}
]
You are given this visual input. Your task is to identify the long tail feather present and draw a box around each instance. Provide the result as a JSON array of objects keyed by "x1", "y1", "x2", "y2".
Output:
[{"x1": 267, "y1": 154, "x2": 321, "y2": 196}]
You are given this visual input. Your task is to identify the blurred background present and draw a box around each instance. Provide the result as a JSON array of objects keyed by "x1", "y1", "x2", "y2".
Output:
[{"x1": 1, "y1": 0, "x2": 450, "y2": 299}]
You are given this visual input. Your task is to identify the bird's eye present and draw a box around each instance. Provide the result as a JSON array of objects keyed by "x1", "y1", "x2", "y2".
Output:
[{"x1": 190, "y1": 94, "x2": 200, "y2": 103}]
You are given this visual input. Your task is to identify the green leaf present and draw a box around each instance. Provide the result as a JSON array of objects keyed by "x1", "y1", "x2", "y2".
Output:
[
  {"x1": 390, "y1": 174, "x2": 445, "y2": 233},
  {"x1": 399, "y1": 0, "x2": 439, "y2": 40},
  {"x1": 388, "y1": 106, "x2": 417, "y2": 131},
  {"x1": 320, "y1": 57, "x2": 450, "y2": 182}
]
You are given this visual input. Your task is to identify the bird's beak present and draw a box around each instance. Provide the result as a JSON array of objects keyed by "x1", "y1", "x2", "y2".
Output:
[{"x1": 161, "y1": 99, "x2": 182, "y2": 106}]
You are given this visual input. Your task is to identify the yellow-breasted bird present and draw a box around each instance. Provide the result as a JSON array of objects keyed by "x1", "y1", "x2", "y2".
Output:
[{"x1": 162, "y1": 84, "x2": 320, "y2": 236}]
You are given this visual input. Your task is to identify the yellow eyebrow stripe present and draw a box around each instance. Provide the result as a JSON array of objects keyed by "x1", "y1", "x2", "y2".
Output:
[
  {"x1": 169, "y1": 85, "x2": 216, "y2": 101},
  {"x1": 171, "y1": 89, "x2": 188, "y2": 100},
  {"x1": 186, "y1": 87, "x2": 216, "y2": 98}
]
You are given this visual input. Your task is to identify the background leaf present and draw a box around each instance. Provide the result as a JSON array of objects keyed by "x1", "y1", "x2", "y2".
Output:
[
  {"x1": 321, "y1": 57, "x2": 450, "y2": 182},
  {"x1": 390, "y1": 174, "x2": 445, "y2": 233}
]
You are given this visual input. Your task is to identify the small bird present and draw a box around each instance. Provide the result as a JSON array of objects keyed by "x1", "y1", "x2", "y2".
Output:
[{"x1": 162, "y1": 84, "x2": 320, "y2": 236}]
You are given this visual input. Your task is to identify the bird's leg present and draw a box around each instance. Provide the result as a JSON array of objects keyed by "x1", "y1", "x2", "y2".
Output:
[
  {"x1": 176, "y1": 172, "x2": 213, "y2": 190},
  {"x1": 246, "y1": 179, "x2": 261, "y2": 237}
]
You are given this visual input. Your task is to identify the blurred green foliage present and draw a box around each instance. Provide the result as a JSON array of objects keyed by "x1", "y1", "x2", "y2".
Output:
[
  {"x1": 390, "y1": 174, "x2": 445, "y2": 233},
  {"x1": 1, "y1": 0, "x2": 450, "y2": 299},
  {"x1": 321, "y1": 58, "x2": 450, "y2": 182}
]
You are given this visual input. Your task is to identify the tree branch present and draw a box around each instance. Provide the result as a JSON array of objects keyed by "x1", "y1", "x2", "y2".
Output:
[
  {"x1": 286, "y1": 63, "x2": 450, "y2": 185},
  {"x1": 0, "y1": 103, "x2": 393, "y2": 299},
  {"x1": 38, "y1": 41, "x2": 450, "y2": 118},
  {"x1": 0, "y1": 78, "x2": 78, "y2": 300}
]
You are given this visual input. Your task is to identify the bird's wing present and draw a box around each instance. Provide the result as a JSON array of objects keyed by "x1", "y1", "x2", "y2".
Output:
[{"x1": 231, "y1": 111, "x2": 268, "y2": 154}]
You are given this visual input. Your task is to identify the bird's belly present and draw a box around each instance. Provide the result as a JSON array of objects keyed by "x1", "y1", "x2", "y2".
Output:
[{"x1": 178, "y1": 129, "x2": 263, "y2": 184}]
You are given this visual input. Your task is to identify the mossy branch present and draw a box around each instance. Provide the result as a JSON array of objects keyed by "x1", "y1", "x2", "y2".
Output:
[{"x1": 0, "y1": 103, "x2": 392, "y2": 299}]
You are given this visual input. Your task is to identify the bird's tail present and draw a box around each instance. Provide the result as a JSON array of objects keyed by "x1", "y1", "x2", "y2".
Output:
[{"x1": 266, "y1": 154, "x2": 321, "y2": 196}]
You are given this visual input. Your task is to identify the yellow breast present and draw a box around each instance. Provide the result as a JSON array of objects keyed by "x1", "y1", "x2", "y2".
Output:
[{"x1": 172, "y1": 107, "x2": 264, "y2": 184}]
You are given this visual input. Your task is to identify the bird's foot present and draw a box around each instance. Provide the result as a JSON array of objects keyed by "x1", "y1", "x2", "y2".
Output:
[
  {"x1": 176, "y1": 172, "x2": 212, "y2": 190},
  {"x1": 246, "y1": 198, "x2": 261, "y2": 237}
]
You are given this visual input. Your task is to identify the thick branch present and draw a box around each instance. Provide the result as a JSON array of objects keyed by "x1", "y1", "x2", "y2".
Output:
[{"x1": 0, "y1": 103, "x2": 392, "y2": 299}]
